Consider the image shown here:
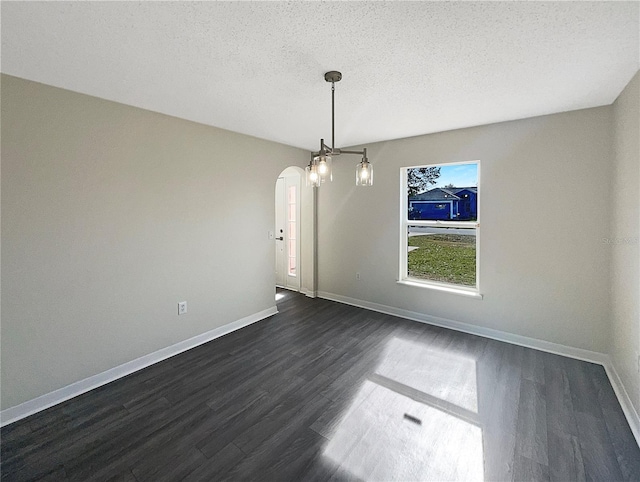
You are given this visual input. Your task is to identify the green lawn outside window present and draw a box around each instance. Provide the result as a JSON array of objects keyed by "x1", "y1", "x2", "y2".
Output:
[{"x1": 407, "y1": 234, "x2": 476, "y2": 286}]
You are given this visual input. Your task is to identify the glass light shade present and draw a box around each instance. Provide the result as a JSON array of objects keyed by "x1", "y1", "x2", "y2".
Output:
[
  {"x1": 355, "y1": 159, "x2": 373, "y2": 186},
  {"x1": 316, "y1": 154, "x2": 333, "y2": 182},
  {"x1": 306, "y1": 163, "x2": 321, "y2": 187}
]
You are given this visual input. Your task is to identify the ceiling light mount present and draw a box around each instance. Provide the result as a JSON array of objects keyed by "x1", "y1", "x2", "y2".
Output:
[
  {"x1": 324, "y1": 71, "x2": 342, "y2": 83},
  {"x1": 306, "y1": 71, "x2": 373, "y2": 188}
]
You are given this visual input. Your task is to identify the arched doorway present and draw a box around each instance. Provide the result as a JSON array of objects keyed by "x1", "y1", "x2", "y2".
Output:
[{"x1": 275, "y1": 166, "x2": 316, "y2": 296}]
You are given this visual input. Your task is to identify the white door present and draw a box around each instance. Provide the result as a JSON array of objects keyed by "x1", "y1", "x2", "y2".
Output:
[{"x1": 275, "y1": 175, "x2": 300, "y2": 291}]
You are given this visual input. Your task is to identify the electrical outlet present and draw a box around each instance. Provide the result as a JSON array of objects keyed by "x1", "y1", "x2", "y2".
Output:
[
  {"x1": 356, "y1": 272, "x2": 361, "y2": 280},
  {"x1": 178, "y1": 301, "x2": 187, "y2": 315}
]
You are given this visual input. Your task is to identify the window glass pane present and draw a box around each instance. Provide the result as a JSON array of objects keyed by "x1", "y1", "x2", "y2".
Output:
[
  {"x1": 288, "y1": 239, "x2": 296, "y2": 260},
  {"x1": 407, "y1": 227, "x2": 476, "y2": 287},
  {"x1": 288, "y1": 185, "x2": 296, "y2": 204},
  {"x1": 407, "y1": 164, "x2": 478, "y2": 221},
  {"x1": 288, "y1": 222, "x2": 296, "y2": 240},
  {"x1": 288, "y1": 204, "x2": 296, "y2": 222}
]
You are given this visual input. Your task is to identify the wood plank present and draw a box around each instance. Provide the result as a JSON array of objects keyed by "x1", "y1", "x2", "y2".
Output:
[
  {"x1": 547, "y1": 429, "x2": 586, "y2": 482},
  {"x1": 514, "y1": 379, "x2": 548, "y2": 467},
  {"x1": 574, "y1": 411, "x2": 625, "y2": 481},
  {"x1": 543, "y1": 352, "x2": 579, "y2": 437},
  {"x1": 512, "y1": 454, "x2": 550, "y2": 482}
]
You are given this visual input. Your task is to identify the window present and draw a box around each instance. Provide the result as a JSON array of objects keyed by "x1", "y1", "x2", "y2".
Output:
[
  {"x1": 287, "y1": 185, "x2": 297, "y2": 276},
  {"x1": 399, "y1": 161, "x2": 480, "y2": 296}
]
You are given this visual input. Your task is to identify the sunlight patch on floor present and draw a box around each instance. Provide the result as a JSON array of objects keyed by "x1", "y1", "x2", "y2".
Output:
[
  {"x1": 323, "y1": 380, "x2": 484, "y2": 481},
  {"x1": 323, "y1": 335, "x2": 483, "y2": 480},
  {"x1": 376, "y1": 336, "x2": 478, "y2": 413}
]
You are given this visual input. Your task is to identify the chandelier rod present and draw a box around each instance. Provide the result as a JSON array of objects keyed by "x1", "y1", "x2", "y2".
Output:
[
  {"x1": 331, "y1": 80, "x2": 335, "y2": 152},
  {"x1": 312, "y1": 71, "x2": 366, "y2": 157}
]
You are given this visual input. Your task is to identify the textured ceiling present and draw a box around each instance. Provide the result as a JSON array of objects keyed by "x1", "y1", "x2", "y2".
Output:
[{"x1": 1, "y1": 1, "x2": 638, "y2": 150}]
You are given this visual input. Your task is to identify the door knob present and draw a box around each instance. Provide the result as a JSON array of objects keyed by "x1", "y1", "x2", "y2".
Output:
[{"x1": 276, "y1": 237, "x2": 284, "y2": 241}]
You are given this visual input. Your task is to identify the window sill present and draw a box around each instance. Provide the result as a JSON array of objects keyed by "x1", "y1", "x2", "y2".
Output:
[{"x1": 397, "y1": 279, "x2": 483, "y2": 299}]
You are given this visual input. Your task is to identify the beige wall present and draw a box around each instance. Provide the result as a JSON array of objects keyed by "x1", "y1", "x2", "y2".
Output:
[
  {"x1": 317, "y1": 106, "x2": 614, "y2": 353},
  {"x1": 611, "y1": 71, "x2": 640, "y2": 417},
  {"x1": 0, "y1": 75, "x2": 307, "y2": 410}
]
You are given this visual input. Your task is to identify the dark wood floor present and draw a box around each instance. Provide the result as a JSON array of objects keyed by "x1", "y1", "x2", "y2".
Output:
[{"x1": 2, "y1": 290, "x2": 639, "y2": 481}]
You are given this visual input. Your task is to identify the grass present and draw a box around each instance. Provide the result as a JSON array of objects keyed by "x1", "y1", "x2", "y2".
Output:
[{"x1": 407, "y1": 234, "x2": 476, "y2": 286}]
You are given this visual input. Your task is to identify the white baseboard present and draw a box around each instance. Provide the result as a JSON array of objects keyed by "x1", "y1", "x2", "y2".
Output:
[
  {"x1": 300, "y1": 288, "x2": 317, "y2": 298},
  {"x1": 0, "y1": 306, "x2": 278, "y2": 427},
  {"x1": 603, "y1": 359, "x2": 640, "y2": 446},
  {"x1": 317, "y1": 290, "x2": 640, "y2": 447}
]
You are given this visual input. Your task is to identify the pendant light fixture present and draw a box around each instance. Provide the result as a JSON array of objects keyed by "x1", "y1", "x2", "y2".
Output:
[{"x1": 306, "y1": 71, "x2": 373, "y2": 188}]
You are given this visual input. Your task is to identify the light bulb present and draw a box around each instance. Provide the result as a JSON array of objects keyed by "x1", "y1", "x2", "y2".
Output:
[
  {"x1": 306, "y1": 162, "x2": 321, "y2": 187},
  {"x1": 356, "y1": 159, "x2": 373, "y2": 186},
  {"x1": 318, "y1": 160, "x2": 328, "y2": 175}
]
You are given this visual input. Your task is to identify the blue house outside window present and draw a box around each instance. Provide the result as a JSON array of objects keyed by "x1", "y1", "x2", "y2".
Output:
[{"x1": 408, "y1": 187, "x2": 477, "y2": 221}]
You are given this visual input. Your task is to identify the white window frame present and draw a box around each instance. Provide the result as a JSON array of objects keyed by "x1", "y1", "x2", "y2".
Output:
[{"x1": 398, "y1": 160, "x2": 482, "y2": 299}]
